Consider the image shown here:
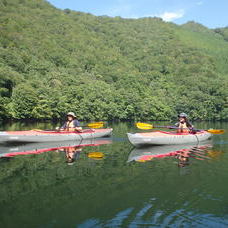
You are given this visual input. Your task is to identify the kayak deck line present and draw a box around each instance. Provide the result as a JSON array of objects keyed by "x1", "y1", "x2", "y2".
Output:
[
  {"x1": 135, "y1": 130, "x2": 206, "y2": 136},
  {"x1": 6, "y1": 129, "x2": 99, "y2": 135}
]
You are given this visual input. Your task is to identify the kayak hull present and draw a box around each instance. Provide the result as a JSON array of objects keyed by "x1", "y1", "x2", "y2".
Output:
[
  {"x1": 127, "y1": 131, "x2": 212, "y2": 147},
  {"x1": 0, "y1": 128, "x2": 113, "y2": 143}
]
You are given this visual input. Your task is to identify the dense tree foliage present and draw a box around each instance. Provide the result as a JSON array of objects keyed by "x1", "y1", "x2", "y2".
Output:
[{"x1": 0, "y1": 0, "x2": 227, "y2": 121}]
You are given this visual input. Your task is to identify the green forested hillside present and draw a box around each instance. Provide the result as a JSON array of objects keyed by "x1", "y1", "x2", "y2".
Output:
[
  {"x1": 0, "y1": 0, "x2": 227, "y2": 121},
  {"x1": 214, "y1": 26, "x2": 228, "y2": 42}
]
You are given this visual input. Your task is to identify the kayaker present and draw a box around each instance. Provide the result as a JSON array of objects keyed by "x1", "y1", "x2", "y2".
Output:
[
  {"x1": 60, "y1": 112, "x2": 82, "y2": 132},
  {"x1": 175, "y1": 113, "x2": 194, "y2": 133}
]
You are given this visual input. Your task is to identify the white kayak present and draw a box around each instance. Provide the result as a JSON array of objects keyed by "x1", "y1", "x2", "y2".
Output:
[
  {"x1": 0, "y1": 128, "x2": 113, "y2": 143},
  {"x1": 127, "y1": 130, "x2": 212, "y2": 147}
]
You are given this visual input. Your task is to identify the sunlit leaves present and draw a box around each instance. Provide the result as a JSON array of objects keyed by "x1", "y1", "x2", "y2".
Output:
[{"x1": 0, "y1": 0, "x2": 227, "y2": 120}]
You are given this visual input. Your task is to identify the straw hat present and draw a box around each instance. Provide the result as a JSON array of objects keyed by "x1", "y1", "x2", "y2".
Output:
[{"x1": 67, "y1": 112, "x2": 76, "y2": 118}]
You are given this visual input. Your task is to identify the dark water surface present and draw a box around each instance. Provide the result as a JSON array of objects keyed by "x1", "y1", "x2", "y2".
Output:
[{"x1": 0, "y1": 121, "x2": 227, "y2": 228}]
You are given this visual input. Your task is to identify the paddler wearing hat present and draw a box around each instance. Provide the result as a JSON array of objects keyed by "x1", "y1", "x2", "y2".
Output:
[
  {"x1": 59, "y1": 112, "x2": 82, "y2": 132},
  {"x1": 175, "y1": 113, "x2": 194, "y2": 133}
]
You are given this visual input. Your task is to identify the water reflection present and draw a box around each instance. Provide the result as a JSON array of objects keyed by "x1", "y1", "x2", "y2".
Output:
[
  {"x1": 0, "y1": 121, "x2": 227, "y2": 228},
  {"x1": 128, "y1": 142, "x2": 213, "y2": 167},
  {"x1": 64, "y1": 146, "x2": 83, "y2": 164},
  {"x1": 63, "y1": 148, "x2": 105, "y2": 164},
  {"x1": 0, "y1": 138, "x2": 112, "y2": 162}
]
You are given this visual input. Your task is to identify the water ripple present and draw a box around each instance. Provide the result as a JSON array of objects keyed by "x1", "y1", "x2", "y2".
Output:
[{"x1": 78, "y1": 205, "x2": 228, "y2": 227}]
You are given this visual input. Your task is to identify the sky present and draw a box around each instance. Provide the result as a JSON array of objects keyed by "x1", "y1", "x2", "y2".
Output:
[{"x1": 48, "y1": 0, "x2": 228, "y2": 28}]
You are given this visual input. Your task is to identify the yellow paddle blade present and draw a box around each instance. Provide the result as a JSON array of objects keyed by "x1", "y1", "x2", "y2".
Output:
[
  {"x1": 87, "y1": 122, "x2": 104, "y2": 128},
  {"x1": 137, "y1": 158, "x2": 153, "y2": 162},
  {"x1": 136, "y1": 122, "x2": 153, "y2": 130},
  {"x1": 88, "y1": 152, "x2": 104, "y2": 159},
  {"x1": 207, "y1": 129, "x2": 225, "y2": 134}
]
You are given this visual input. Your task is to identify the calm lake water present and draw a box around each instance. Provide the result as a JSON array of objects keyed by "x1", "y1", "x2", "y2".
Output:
[{"x1": 0, "y1": 121, "x2": 227, "y2": 228}]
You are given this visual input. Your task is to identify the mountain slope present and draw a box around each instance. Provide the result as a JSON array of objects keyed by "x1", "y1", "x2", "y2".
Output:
[{"x1": 0, "y1": 0, "x2": 227, "y2": 120}]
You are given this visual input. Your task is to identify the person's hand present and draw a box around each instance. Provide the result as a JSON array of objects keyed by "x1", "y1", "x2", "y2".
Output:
[
  {"x1": 75, "y1": 127, "x2": 83, "y2": 132},
  {"x1": 56, "y1": 127, "x2": 64, "y2": 131}
]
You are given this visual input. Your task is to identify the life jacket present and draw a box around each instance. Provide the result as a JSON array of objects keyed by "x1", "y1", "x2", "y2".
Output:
[
  {"x1": 177, "y1": 122, "x2": 190, "y2": 133},
  {"x1": 66, "y1": 120, "x2": 76, "y2": 131}
]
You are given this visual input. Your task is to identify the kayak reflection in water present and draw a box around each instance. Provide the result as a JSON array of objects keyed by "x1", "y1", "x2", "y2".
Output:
[
  {"x1": 57, "y1": 112, "x2": 82, "y2": 132},
  {"x1": 175, "y1": 145, "x2": 211, "y2": 167},
  {"x1": 64, "y1": 147, "x2": 105, "y2": 164},
  {"x1": 128, "y1": 144, "x2": 212, "y2": 167},
  {"x1": 0, "y1": 139, "x2": 111, "y2": 168},
  {"x1": 175, "y1": 113, "x2": 194, "y2": 133},
  {"x1": 175, "y1": 150, "x2": 190, "y2": 167},
  {"x1": 64, "y1": 146, "x2": 83, "y2": 165}
]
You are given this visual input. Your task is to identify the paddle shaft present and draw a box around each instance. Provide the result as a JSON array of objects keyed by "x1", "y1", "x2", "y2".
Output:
[
  {"x1": 153, "y1": 125, "x2": 196, "y2": 130},
  {"x1": 152, "y1": 125, "x2": 216, "y2": 133},
  {"x1": 136, "y1": 123, "x2": 224, "y2": 134},
  {"x1": 33, "y1": 123, "x2": 104, "y2": 132}
]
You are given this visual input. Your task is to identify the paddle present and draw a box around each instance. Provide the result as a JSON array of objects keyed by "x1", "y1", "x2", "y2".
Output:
[
  {"x1": 88, "y1": 152, "x2": 104, "y2": 159},
  {"x1": 87, "y1": 122, "x2": 104, "y2": 129},
  {"x1": 136, "y1": 122, "x2": 225, "y2": 134},
  {"x1": 32, "y1": 122, "x2": 105, "y2": 131}
]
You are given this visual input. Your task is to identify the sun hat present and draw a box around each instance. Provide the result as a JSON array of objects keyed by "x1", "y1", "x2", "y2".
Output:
[
  {"x1": 178, "y1": 113, "x2": 188, "y2": 118},
  {"x1": 67, "y1": 112, "x2": 76, "y2": 118}
]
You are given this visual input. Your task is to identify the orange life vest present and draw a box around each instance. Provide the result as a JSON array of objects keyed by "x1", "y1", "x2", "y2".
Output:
[
  {"x1": 177, "y1": 122, "x2": 190, "y2": 133},
  {"x1": 66, "y1": 120, "x2": 76, "y2": 131}
]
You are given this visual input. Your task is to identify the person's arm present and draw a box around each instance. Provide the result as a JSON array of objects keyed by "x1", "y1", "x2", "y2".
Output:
[
  {"x1": 59, "y1": 122, "x2": 66, "y2": 130},
  {"x1": 186, "y1": 121, "x2": 194, "y2": 129},
  {"x1": 73, "y1": 120, "x2": 82, "y2": 131},
  {"x1": 174, "y1": 122, "x2": 180, "y2": 127},
  {"x1": 73, "y1": 120, "x2": 80, "y2": 127},
  {"x1": 175, "y1": 122, "x2": 182, "y2": 133},
  {"x1": 167, "y1": 123, "x2": 179, "y2": 129},
  {"x1": 186, "y1": 121, "x2": 197, "y2": 133}
]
